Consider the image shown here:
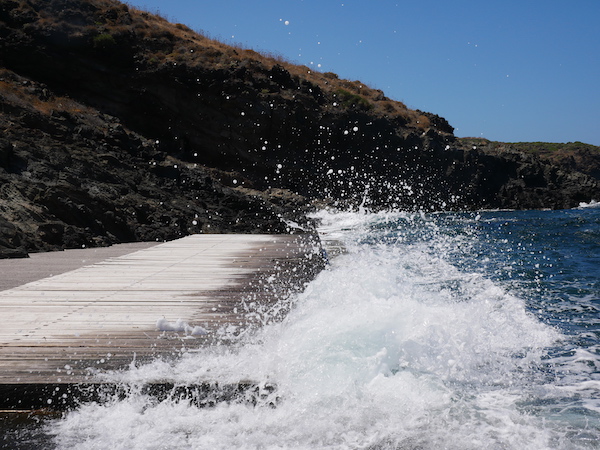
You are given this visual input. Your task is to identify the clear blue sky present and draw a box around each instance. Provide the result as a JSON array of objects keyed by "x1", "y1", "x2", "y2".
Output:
[{"x1": 130, "y1": 0, "x2": 600, "y2": 145}]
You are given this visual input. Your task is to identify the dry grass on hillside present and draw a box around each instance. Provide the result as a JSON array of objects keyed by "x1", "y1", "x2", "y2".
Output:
[
  {"x1": 3, "y1": 0, "x2": 430, "y2": 130},
  {"x1": 122, "y1": 3, "x2": 426, "y2": 127}
]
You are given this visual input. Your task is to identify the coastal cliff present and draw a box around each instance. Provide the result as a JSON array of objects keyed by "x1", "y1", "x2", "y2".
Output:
[{"x1": 1, "y1": 0, "x2": 599, "y2": 256}]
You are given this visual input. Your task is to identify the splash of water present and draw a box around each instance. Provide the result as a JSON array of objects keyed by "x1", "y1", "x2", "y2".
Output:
[{"x1": 47, "y1": 209, "x2": 600, "y2": 449}]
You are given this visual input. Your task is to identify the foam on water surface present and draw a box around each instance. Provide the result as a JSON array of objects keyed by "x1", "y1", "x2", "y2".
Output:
[{"x1": 45, "y1": 209, "x2": 600, "y2": 449}]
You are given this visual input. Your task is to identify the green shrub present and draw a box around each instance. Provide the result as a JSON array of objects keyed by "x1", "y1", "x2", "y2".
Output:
[
  {"x1": 93, "y1": 33, "x2": 117, "y2": 49},
  {"x1": 335, "y1": 89, "x2": 372, "y2": 110}
]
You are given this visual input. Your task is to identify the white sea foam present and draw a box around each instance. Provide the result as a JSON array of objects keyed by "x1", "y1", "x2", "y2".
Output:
[
  {"x1": 50, "y1": 210, "x2": 598, "y2": 449},
  {"x1": 156, "y1": 318, "x2": 208, "y2": 336},
  {"x1": 577, "y1": 199, "x2": 600, "y2": 209}
]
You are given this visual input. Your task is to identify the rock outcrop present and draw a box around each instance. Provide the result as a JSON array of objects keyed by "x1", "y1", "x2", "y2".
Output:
[
  {"x1": 0, "y1": 69, "x2": 298, "y2": 256},
  {"x1": 1, "y1": 0, "x2": 599, "y2": 256}
]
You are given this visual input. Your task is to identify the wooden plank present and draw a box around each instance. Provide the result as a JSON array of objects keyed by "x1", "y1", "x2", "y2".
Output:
[
  {"x1": 0, "y1": 381, "x2": 279, "y2": 410},
  {"x1": 0, "y1": 234, "x2": 325, "y2": 405}
]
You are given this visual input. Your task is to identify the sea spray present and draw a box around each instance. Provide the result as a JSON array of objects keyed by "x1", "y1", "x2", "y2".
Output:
[{"x1": 48, "y1": 209, "x2": 600, "y2": 449}]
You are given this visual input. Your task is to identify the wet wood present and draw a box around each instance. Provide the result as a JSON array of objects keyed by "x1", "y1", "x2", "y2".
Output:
[
  {"x1": 0, "y1": 234, "x2": 325, "y2": 408},
  {"x1": 0, "y1": 381, "x2": 279, "y2": 411}
]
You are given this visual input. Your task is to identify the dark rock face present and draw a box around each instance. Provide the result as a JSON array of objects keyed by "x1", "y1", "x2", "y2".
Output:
[
  {"x1": 0, "y1": 69, "x2": 296, "y2": 255},
  {"x1": 435, "y1": 146, "x2": 599, "y2": 210},
  {"x1": 458, "y1": 138, "x2": 600, "y2": 185},
  {"x1": 0, "y1": 0, "x2": 599, "y2": 256}
]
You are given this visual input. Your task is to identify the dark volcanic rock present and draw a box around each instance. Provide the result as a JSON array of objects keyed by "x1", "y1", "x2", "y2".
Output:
[
  {"x1": 0, "y1": 69, "x2": 296, "y2": 254},
  {"x1": 436, "y1": 145, "x2": 599, "y2": 210},
  {"x1": 458, "y1": 138, "x2": 600, "y2": 184},
  {"x1": 0, "y1": 0, "x2": 599, "y2": 256}
]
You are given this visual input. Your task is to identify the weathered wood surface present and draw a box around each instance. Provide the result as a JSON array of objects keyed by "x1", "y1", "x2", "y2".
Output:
[
  {"x1": 0, "y1": 234, "x2": 324, "y2": 395},
  {"x1": 0, "y1": 242, "x2": 160, "y2": 292}
]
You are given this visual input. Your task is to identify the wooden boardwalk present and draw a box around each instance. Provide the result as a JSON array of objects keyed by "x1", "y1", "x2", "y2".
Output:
[{"x1": 0, "y1": 234, "x2": 325, "y2": 409}]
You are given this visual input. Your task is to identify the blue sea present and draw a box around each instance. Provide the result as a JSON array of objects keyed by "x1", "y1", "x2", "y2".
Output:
[{"x1": 8, "y1": 205, "x2": 600, "y2": 449}]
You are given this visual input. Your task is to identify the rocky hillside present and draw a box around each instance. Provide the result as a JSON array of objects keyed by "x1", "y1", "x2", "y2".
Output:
[
  {"x1": 0, "y1": 68, "x2": 298, "y2": 257},
  {"x1": 458, "y1": 138, "x2": 600, "y2": 180},
  {"x1": 1, "y1": 0, "x2": 599, "y2": 256}
]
